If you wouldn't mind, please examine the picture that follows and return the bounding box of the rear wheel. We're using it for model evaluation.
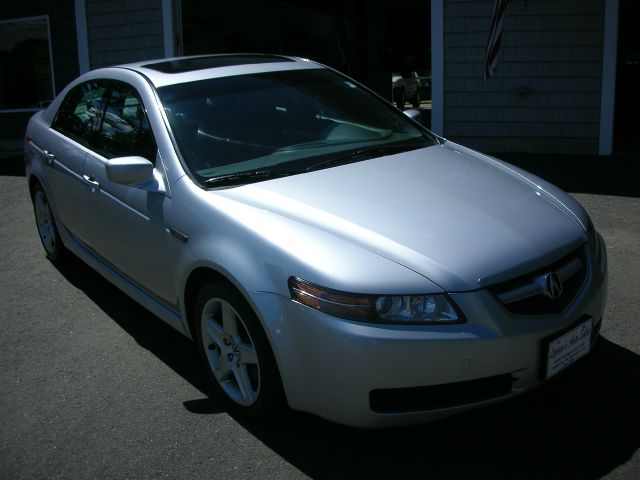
[195,282,283,418]
[412,90,421,108]
[395,89,405,110]
[31,183,65,262]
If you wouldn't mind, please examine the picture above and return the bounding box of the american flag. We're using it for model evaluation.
[484,0,509,81]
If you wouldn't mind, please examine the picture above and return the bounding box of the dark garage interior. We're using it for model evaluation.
[180,0,431,104]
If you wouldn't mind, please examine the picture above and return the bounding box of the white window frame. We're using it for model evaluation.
[0,15,56,113]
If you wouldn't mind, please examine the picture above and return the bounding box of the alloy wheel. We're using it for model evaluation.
[200,297,261,406]
[34,190,57,254]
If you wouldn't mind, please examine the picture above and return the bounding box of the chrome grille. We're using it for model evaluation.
[489,246,587,315]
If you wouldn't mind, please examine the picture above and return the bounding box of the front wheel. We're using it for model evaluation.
[195,282,284,418]
[31,183,65,262]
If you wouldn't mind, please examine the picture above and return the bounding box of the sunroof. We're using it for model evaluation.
[142,55,294,73]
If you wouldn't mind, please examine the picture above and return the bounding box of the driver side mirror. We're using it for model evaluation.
[105,156,166,193]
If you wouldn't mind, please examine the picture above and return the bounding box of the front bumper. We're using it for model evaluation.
[249,236,608,428]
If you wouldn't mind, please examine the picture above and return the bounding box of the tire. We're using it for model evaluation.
[194,282,284,419]
[395,89,405,110]
[31,183,65,262]
[411,90,421,108]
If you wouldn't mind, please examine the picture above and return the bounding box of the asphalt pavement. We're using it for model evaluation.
[1,154,639,479]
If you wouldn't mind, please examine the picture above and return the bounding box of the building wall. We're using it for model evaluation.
[1,1,79,151]
[86,0,164,68]
[1,1,79,98]
[443,0,605,154]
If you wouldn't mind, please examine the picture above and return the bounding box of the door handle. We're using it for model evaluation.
[42,150,55,165]
[83,174,100,192]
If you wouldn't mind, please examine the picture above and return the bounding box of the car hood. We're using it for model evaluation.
[217,143,588,291]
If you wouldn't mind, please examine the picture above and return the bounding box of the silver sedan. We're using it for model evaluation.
[24,55,608,427]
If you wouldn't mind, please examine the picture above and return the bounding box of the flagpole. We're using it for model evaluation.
[484,0,509,83]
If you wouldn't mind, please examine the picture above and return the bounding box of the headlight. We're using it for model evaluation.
[288,277,464,325]
[375,294,459,323]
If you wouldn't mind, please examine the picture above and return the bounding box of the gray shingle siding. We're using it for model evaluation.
[443,0,605,154]
[86,0,163,69]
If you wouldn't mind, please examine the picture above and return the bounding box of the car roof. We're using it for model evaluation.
[115,54,326,88]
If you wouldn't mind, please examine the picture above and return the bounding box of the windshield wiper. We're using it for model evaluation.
[203,169,298,187]
[305,142,424,172]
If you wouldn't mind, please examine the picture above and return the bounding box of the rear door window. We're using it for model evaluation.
[97,81,157,162]
[52,80,108,148]
[52,79,157,162]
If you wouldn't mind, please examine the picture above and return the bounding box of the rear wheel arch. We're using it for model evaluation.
[30,178,65,262]
[28,175,42,197]
[28,175,55,213]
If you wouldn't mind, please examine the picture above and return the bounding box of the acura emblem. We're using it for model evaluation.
[543,272,563,299]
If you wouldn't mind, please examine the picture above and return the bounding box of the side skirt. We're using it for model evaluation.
[58,222,190,338]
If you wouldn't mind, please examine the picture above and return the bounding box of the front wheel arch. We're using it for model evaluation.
[192,279,286,417]
[28,175,39,197]
[184,267,237,341]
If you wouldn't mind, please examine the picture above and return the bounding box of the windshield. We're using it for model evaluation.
[157,68,435,185]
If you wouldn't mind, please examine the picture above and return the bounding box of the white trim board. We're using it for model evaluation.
[162,0,175,58]
[74,0,90,73]
[430,0,444,136]
[598,0,619,156]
